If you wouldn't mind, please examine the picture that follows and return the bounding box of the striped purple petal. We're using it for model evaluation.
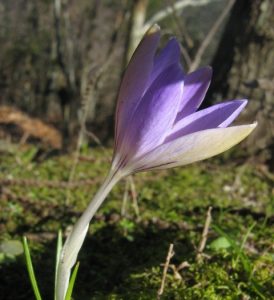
[166,100,247,142]
[175,66,212,122]
[148,38,181,86]
[121,63,184,159]
[115,25,161,149]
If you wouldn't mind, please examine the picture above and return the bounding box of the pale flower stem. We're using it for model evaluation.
[56,168,123,300]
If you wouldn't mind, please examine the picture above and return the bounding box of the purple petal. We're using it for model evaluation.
[128,123,257,172]
[115,25,161,147]
[122,63,184,158]
[148,38,181,85]
[175,66,212,121]
[166,100,248,142]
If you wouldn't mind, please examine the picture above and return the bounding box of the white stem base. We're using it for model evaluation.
[55,169,123,300]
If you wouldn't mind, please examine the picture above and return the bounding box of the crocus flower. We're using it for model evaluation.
[56,25,256,300]
[112,24,256,175]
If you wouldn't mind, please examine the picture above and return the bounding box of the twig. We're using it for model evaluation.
[189,0,235,71]
[78,155,110,163]
[53,0,64,72]
[168,261,190,281]
[121,179,129,216]
[121,176,140,218]
[179,43,192,70]
[157,243,175,299]
[166,0,193,68]
[196,206,212,263]
[84,129,109,157]
[65,117,86,203]
[129,175,140,219]
[144,0,220,32]
[63,0,76,91]
[167,0,194,49]
[255,164,274,183]
[127,0,149,61]
[0,178,100,189]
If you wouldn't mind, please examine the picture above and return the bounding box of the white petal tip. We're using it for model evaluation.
[247,122,258,131]
[147,24,160,34]
[232,122,257,140]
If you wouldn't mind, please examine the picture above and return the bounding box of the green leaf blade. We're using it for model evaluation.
[55,230,63,300]
[22,236,43,300]
[65,262,80,300]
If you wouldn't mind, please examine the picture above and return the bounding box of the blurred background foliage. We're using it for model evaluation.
[0,0,273,164]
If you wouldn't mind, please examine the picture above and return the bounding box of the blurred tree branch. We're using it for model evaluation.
[126,0,148,61]
[190,0,235,71]
[63,0,76,91]
[53,0,65,75]
[144,0,220,32]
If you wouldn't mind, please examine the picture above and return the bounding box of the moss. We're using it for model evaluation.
[0,147,273,299]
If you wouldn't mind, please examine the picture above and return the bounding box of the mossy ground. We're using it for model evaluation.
[0,145,273,299]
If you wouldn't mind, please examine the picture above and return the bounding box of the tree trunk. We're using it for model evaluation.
[209,0,274,164]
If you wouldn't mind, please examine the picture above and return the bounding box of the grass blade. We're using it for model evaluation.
[65,262,80,300]
[212,224,266,299]
[55,230,63,300]
[212,225,251,272]
[235,222,256,268]
[22,236,42,300]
